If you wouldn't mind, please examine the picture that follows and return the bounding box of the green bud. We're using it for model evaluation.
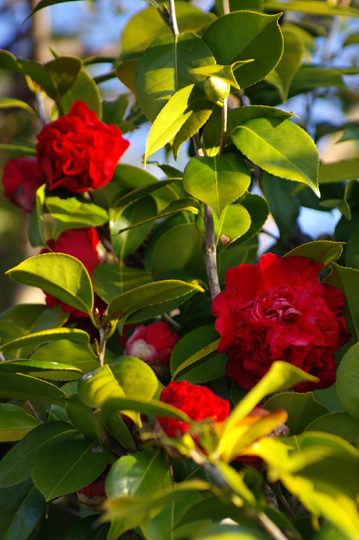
[203,76,230,102]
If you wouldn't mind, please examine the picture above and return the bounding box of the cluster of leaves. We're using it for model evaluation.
[1,1,359,540]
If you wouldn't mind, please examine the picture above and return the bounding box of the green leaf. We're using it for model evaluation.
[62,69,102,118]
[0,97,37,115]
[213,203,251,249]
[265,29,304,101]
[261,172,299,240]
[0,142,37,156]
[263,392,329,435]
[6,253,94,315]
[120,2,216,61]
[290,65,354,93]
[0,328,90,356]
[93,264,152,305]
[0,480,46,540]
[192,524,285,540]
[324,263,359,343]
[66,394,100,443]
[110,356,159,399]
[108,279,204,320]
[319,158,359,184]
[183,154,251,218]
[145,84,214,162]
[0,404,39,442]
[190,62,250,90]
[150,223,206,281]
[32,439,110,501]
[45,195,109,239]
[232,117,319,195]
[202,11,284,89]
[78,365,126,410]
[116,60,138,96]
[30,340,98,374]
[222,362,319,436]
[135,33,215,122]
[171,325,226,384]
[336,343,359,423]
[0,421,78,488]
[0,373,66,405]
[284,240,344,271]
[28,184,47,249]
[203,105,293,156]
[64,516,109,540]
[305,412,359,444]
[105,449,172,540]
[235,193,269,245]
[26,0,88,19]
[0,49,24,73]
[111,197,157,260]
[264,0,359,18]
[0,359,82,376]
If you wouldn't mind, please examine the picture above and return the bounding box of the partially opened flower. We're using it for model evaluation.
[36,100,129,192]
[213,253,350,393]
[1,156,46,213]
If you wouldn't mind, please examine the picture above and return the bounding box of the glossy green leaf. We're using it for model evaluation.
[105,449,172,540]
[0,49,24,73]
[290,65,354,93]
[0,421,78,488]
[28,184,48,249]
[0,328,90,356]
[0,373,66,405]
[305,412,359,444]
[66,394,100,443]
[0,404,39,442]
[78,365,125,410]
[319,158,359,184]
[145,84,214,161]
[265,29,304,102]
[93,264,152,304]
[32,439,110,501]
[111,197,157,260]
[0,97,36,115]
[113,178,182,218]
[6,253,94,315]
[232,117,319,195]
[0,303,67,358]
[183,154,251,218]
[0,359,82,375]
[190,62,251,89]
[172,338,221,382]
[261,172,300,240]
[284,240,343,271]
[324,263,359,342]
[265,0,359,18]
[116,198,201,234]
[116,60,138,97]
[0,479,46,540]
[214,203,251,249]
[110,356,159,400]
[45,195,108,239]
[150,223,206,280]
[135,33,215,122]
[205,105,293,156]
[235,193,269,245]
[64,516,109,540]
[62,69,102,118]
[263,392,329,435]
[222,362,319,436]
[192,524,282,540]
[105,413,137,453]
[337,343,359,423]
[108,279,204,320]
[30,340,98,374]
[120,2,216,61]
[202,11,283,89]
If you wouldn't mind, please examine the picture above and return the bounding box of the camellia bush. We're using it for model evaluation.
[1,0,359,539]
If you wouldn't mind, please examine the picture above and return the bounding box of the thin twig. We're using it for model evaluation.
[98,328,106,367]
[35,92,47,125]
[204,204,221,300]
[0,353,6,362]
[219,97,228,156]
[257,511,290,540]
[162,313,181,331]
[25,401,44,424]
[168,0,179,36]
[222,0,230,15]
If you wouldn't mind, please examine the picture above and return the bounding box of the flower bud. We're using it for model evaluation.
[203,76,230,102]
[77,463,112,510]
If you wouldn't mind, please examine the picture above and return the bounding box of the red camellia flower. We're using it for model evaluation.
[124,321,179,369]
[154,381,230,452]
[1,156,46,213]
[77,463,112,510]
[213,253,351,393]
[41,227,105,320]
[36,101,129,193]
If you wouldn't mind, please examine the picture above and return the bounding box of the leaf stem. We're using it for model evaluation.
[256,511,290,540]
[35,92,47,125]
[219,97,228,156]
[168,0,179,36]
[25,401,44,424]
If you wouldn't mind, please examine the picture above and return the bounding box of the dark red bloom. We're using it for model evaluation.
[154,381,230,444]
[41,228,103,320]
[77,463,112,510]
[124,321,179,368]
[36,101,129,192]
[1,156,46,213]
[213,253,351,393]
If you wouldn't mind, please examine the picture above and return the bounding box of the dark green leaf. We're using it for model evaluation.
[62,69,102,118]
[0,373,66,405]
[64,516,109,540]
[93,264,152,304]
[261,172,299,240]
[337,343,359,423]
[202,11,283,89]
[0,328,90,356]
[28,184,48,249]
[30,340,98,374]
[305,412,359,444]
[0,404,39,442]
